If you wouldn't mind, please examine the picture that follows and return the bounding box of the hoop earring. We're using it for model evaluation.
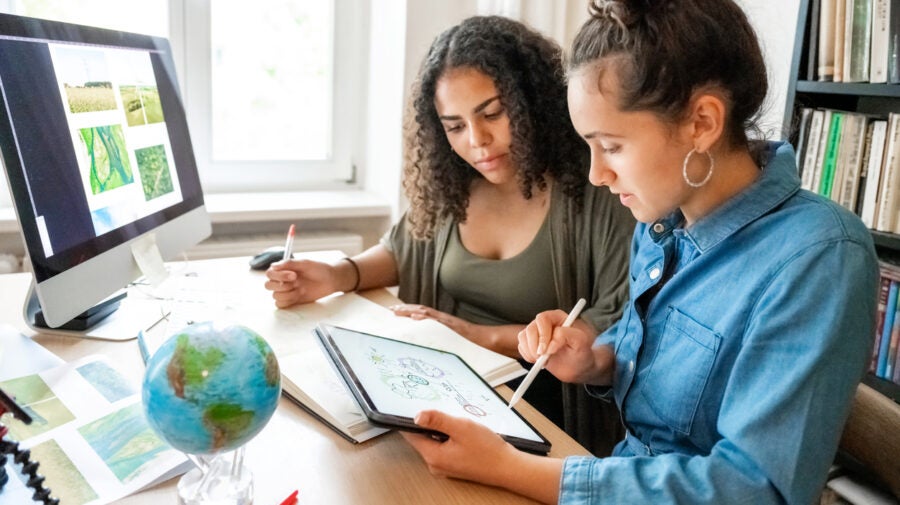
[682,148,714,188]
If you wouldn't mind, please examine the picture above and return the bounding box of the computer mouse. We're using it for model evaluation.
[249,246,291,270]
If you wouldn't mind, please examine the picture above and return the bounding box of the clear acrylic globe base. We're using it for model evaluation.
[177,447,253,505]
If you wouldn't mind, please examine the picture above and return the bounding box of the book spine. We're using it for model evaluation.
[819,112,844,198]
[876,280,899,377]
[844,0,872,82]
[872,274,892,373]
[861,120,888,227]
[830,113,851,203]
[813,110,835,192]
[890,0,900,82]
[870,0,891,83]
[796,108,814,177]
[834,0,847,82]
[876,114,900,231]
[808,0,823,80]
[887,295,900,378]
[803,110,826,191]
[819,0,838,80]
[855,120,875,215]
[894,330,900,382]
[839,114,867,211]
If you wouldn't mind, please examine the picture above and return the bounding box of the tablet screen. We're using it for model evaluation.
[316,324,550,453]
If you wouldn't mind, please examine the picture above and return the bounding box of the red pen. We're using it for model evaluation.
[279,489,298,505]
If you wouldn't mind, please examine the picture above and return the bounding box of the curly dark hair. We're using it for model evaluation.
[570,0,768,152]
[403,15,589,239]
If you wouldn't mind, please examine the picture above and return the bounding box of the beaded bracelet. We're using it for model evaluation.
[342,257,361,292]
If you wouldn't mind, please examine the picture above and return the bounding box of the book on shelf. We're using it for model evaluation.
[812,109,836,193]
[886,289,900,379]
[0,354,190,505]
[807,0,823,80]
[833,0,846,82]
[889,0,900,83]
[842,0,872,82]
[875,274,898,379]
[871,275,893,373]
[860,120,889,227]
[836,113,869,211]
[895,328,900,383]
[874,264,900,385]
[819,112,845,199]
[802,109,827,191]
[875,114,900,232]
[855,121,876,216]
[818,0,838,81]
[870,0,891,83]
[795,107,814,176]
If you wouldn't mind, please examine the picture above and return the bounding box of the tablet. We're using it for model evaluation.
[314,324,552,454]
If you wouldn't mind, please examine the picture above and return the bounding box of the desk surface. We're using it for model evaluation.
[0,254,589,504]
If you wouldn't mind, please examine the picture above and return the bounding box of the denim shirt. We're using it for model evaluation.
[559,142,878,505]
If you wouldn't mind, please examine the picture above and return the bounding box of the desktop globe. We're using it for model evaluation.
[142,321,280,504]
[141,321,281,455]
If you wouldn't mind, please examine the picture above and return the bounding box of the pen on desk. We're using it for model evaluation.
[283,224,296,262]
[508,298,586,409]
[279,489,299,505]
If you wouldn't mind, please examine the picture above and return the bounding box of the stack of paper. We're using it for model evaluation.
[0,345,190,505]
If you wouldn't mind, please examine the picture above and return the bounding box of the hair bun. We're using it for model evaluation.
[589,0,668,26]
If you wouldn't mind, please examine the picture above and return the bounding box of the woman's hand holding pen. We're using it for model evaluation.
[264,260,344,308]
[518,310,614,385]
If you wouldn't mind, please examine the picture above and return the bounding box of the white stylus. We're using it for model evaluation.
[507,298,587,409]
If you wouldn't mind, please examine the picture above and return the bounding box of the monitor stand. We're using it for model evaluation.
[22,280,140,340]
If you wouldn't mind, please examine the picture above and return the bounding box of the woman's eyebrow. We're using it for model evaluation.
[439,96,501,121]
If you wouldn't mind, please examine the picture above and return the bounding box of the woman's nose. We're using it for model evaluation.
[589,156,613,187]
[468,123,491,147]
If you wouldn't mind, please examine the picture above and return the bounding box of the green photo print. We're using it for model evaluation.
[65,82,116,113]
[120,85,164,127]
[79,124,134,194]
[135,144,174,200]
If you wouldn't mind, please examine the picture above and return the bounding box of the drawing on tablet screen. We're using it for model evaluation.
[366,347,492,417]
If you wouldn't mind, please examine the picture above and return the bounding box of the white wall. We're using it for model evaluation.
[736,0,802,140]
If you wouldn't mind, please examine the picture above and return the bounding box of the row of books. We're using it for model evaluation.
[808,0,900,83]
[871,264,900,385]
[794,108,900,232]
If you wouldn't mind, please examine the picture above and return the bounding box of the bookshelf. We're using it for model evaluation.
[785,0,900,407]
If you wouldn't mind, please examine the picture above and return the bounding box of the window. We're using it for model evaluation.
[182,0,365,192]
[0,0,367,206]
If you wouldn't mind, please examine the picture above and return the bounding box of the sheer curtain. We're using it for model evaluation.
[476,0,589,49]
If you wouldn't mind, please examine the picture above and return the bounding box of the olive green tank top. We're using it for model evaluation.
[439,216,557,325]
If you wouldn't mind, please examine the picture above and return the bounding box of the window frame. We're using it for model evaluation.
[174,0,368,192]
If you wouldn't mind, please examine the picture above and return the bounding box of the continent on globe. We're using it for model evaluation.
[142,322,281,455]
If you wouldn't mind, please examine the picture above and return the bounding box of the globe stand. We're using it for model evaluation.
[177,447,252,505]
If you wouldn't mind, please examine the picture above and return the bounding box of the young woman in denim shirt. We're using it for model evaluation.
[401,1,879,503]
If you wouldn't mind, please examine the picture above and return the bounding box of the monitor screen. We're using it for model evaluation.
[0,13,210,329]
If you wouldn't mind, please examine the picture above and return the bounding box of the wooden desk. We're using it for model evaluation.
[0,255,590,504]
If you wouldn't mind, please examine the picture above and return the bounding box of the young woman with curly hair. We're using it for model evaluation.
[265,15,635,454]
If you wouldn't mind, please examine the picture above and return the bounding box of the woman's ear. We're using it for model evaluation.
[687,92,727,152]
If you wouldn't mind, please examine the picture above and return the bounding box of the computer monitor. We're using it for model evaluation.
[0,13,210,334]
